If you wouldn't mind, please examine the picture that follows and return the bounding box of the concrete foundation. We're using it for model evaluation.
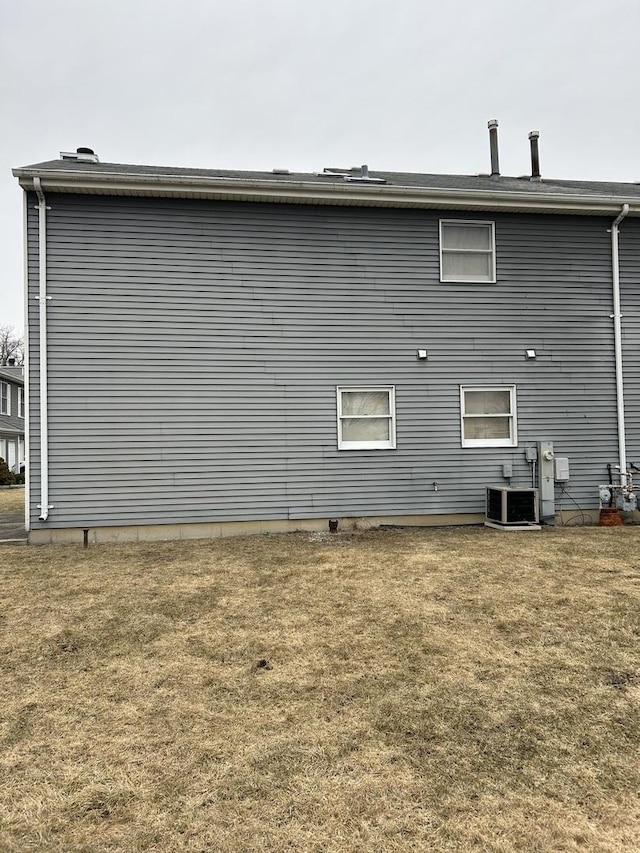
[28,512,487,545]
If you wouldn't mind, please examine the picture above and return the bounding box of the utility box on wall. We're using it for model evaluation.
[555,457,570,482]
[538,441,555,520]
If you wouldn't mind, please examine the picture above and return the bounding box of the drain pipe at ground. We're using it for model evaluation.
[33,177,51,521]
[610,203,630,487]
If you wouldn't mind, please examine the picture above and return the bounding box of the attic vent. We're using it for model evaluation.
[60,147,99,163]
[317,165,386,184]
[344,164,386,184]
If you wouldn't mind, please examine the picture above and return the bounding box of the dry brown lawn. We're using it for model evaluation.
[1,526,640,852]
[0,487,24,515]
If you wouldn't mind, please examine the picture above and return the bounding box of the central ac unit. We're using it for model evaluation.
[485,486,540,529]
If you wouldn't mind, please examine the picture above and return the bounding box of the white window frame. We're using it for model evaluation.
[460,385,517,448]
[440,220,496,283]
[0,382,9,416]
[337,385,396,450]
[18,387,24,419]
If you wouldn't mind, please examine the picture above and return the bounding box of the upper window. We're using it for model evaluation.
[18,387,24,419]
[460,385,517,448]
[440,220,496,282]
[337,386,396,450]
[0,382,9,416]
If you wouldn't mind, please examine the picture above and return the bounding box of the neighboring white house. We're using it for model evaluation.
[0,363,25,475]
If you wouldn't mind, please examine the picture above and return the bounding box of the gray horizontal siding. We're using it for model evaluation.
[26,193,638,529]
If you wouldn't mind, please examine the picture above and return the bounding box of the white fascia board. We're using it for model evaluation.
[12,168,640,216]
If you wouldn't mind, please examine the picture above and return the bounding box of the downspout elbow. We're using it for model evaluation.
[612,203,630,230]
[34,177,45,206]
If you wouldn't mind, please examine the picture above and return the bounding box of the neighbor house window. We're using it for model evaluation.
[460,385,517,447]
[440,220,496,282]
[0,382,9,416]
[18,387,24,419]
[337,386,396,450]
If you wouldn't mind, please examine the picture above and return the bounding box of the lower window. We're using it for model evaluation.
[337,386,396,450]
[460,385,517,447]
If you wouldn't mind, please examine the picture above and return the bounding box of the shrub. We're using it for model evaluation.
[0,457,16,486]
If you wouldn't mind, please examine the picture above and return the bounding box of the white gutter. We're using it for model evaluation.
[610,203,630,486]
[13,169,640,217]
[33,177,51,521]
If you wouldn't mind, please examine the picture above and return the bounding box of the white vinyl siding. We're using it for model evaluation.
[461,385,517,447]
[440,220,496,282]
[337,386,396,450]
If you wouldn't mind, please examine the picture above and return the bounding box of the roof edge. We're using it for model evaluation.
[12,166,640,216]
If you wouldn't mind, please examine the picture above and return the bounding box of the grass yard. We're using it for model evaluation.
[0,487,24,515]
[1,526,639,852]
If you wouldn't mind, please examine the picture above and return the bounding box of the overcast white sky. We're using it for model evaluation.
[2,0,639,330]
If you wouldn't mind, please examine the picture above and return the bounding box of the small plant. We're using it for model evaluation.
[0,457,16,486]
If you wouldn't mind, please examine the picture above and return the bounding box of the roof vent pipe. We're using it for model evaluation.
[488,120,500,178]
[60,148,99,163]
[529,130,541,180]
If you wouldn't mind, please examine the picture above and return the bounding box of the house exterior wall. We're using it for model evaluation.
[25,192,638,535]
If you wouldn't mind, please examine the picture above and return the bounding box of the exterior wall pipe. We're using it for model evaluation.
[33,177,51,521]
[610,203,630,486]
[22,190,30,532]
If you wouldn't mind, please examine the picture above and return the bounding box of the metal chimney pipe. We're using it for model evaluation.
[529,130,541,180]
[488,120,500,177]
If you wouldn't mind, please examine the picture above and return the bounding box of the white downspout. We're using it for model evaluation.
[22,190,30,532]
[610,203,630,487]
[33,177,51,521]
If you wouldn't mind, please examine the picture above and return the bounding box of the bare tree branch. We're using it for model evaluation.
[0,325,24,366]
